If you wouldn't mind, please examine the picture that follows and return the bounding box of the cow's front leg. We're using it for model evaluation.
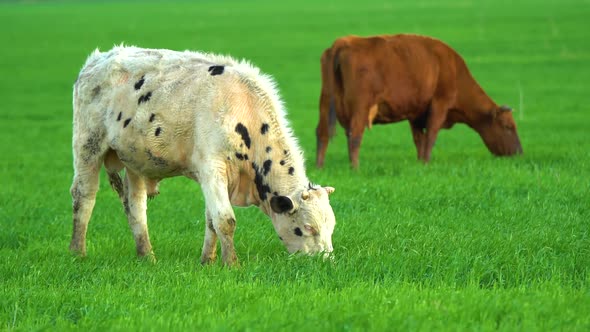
[409,121,427,161]
[200,209,218,264]
[197,168,238,266]
[345,97,371,169]
[123,169,155,261]
[346,120,365,170]
[423,99,451,163]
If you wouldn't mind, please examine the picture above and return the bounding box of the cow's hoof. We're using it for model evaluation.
[222,254,239,268]
[223,260,240,268]
[200,256,217,265]
[138,251,157,264]
[69,244,87,258]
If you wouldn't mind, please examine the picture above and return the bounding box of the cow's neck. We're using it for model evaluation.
[225,76,309,214]
[229,97,309,215]
[249,140,308,216]
[456,76,498,128]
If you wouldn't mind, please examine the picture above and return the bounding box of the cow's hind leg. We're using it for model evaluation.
[123,169,154,261]
[70,133,108,256]
[200,209,218,264]
[316,94,335,168]
[70,166,101,256]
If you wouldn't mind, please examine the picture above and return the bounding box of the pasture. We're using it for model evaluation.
[1,0,589,330]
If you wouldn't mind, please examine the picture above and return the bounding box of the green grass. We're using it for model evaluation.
[1,0,589,330]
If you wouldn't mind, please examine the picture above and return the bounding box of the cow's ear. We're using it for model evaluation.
[324,186,335,195]
[270,196,295,214]
[304,223,319,236]
[492,105,512,119]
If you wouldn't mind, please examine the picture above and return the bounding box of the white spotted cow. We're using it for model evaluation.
[70,45,336,265]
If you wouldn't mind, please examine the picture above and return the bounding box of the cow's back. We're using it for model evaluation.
[74,46,246,178]
[333,34,462,123]
[383,35,479,117]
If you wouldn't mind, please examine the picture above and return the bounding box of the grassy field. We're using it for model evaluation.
[1,0,589,330]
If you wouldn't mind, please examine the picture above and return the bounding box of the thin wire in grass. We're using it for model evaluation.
[518,80,524,121]
[11,302,18,331]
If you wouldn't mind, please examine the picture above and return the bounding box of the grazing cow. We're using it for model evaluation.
[71,45,336,266]
[316,34,523,168]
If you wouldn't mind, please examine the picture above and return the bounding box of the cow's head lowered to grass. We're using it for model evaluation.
[477,105,523,156]
[270,185,335,255]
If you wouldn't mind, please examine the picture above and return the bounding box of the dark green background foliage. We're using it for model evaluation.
[1,0,588,330]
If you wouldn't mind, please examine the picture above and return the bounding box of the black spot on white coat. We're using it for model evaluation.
[123,118,131,128]
[208,65,224,76]
[138,91,152,105]
[252,162,271,200]
[262,160,272,176]
[149,113,155,122]
[288,167,294,175]
[294,227,303,237]
[134,75,145,90]
[235,123,251,149]
[261,123,269,134]
[235,152,248,161]
[280,160,285,166]
[117,112,122,121]
[266,146,272,153]
[155,127,161,136]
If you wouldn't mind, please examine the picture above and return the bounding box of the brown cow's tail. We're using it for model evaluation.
[327,96,337,138]
[328,47,346,138]
[316,46,341,168]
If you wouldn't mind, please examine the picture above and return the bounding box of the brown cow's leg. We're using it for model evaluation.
[200,209,218,264]
[423,100,450,162]
[123,169,154,261]
[344,95,370,169]
[315,122,330,168]
[347,120,365,169]
[409,121,426,161]
[316,132,329,169]
[315,95,331,168]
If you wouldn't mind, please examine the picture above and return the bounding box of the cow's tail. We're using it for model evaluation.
[107,171,125,203]
[328,47,346,138]
[327,97,337,139]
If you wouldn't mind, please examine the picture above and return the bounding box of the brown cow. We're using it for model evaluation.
[316,34,523,168]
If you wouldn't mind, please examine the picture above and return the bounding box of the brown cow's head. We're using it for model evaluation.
[478,105,523,156]
[269,185,336,256]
